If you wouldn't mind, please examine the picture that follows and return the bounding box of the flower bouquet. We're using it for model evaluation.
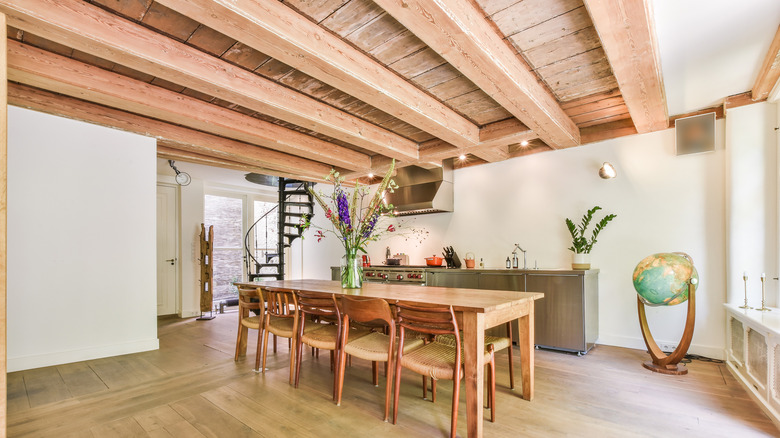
[304,160,400,288]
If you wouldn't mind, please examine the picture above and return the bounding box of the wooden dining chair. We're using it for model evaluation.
[335,296,424,421]
[234,286,264,371]
[260,287,317,384]
[294,290,366,400]
[392,302,496,437]
[436,322,514,389]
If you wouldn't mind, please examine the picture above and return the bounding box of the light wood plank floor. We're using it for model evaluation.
[6,313,778,437]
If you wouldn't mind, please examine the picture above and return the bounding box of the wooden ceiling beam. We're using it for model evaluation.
[373,0,580,149]
[471,146,509,163]
[156,0,479,149]
[8,40,368,171]
[156,145,322,183]
[583,0,668,133]
[0,0,417,161]
[752,24,780,101]
[8,82,333,179]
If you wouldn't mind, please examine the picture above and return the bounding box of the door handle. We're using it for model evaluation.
[165,258,176,265]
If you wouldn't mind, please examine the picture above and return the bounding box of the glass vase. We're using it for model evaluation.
[341,249,363,289]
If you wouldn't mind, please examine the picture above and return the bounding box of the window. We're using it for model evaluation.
[204,194,245,303]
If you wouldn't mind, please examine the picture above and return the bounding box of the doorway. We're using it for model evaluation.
[157,184,179,315]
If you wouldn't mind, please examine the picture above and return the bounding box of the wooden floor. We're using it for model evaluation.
[6,313,778,437]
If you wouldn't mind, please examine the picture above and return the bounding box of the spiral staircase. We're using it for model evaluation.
[244,178,314,281]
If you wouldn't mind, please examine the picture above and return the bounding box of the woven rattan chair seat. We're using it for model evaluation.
[344,332,424,362]
[301,324,369,350]
[268,316,321,338]
[240,315,261,330]
[436,333,511,351]
[401,341,491,380]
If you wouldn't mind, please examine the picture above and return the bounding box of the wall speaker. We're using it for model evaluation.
[675,112,716,155]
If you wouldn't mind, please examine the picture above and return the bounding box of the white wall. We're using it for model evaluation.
[8,106,158,371]
[726,102,779,307]
[296,117,734,359]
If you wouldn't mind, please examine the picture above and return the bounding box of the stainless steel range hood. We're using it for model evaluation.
[386,160,453,216]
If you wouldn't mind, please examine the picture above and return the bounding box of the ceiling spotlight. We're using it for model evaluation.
[599,162,617,179]
[459,154,467,161]
[520,140,529,147]
[368,172,374,179]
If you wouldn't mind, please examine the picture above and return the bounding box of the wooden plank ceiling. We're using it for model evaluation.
[0,0,667,182]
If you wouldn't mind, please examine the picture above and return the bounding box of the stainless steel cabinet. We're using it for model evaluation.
[526,272,598,355]
[426,271,480,288]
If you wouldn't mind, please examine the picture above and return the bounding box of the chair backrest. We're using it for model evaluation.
[340,296,394,333]
[395,301,459,345]
[262,287,297,319]
[237,287,263,311]
[295,290,340,321]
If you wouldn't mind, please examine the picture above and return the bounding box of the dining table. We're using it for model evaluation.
[233,279,543,438]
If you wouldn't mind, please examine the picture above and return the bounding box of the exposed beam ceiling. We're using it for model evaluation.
[156,145,321,183]
[7,82,334,180]
[583,0,668,133]
[7,40,369,171]
[156,0,479,149]
[0,0,417,161]
[373,0,580,149]
[752,24,780,101]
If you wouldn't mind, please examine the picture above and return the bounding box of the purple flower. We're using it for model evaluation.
[362,213,379,238]
[337,191,351,230]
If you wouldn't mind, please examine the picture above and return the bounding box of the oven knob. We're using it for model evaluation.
[407,274,412,278]
[416,274,422,279]
[382,274,388,279]
[397,275,403,280]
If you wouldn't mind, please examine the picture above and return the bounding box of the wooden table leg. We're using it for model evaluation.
[517,301,534,400]
[462,311,485,438]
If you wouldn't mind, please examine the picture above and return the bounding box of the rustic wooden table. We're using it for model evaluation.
[234,279,543,437]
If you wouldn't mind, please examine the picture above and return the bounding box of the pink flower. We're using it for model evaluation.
[326,209,332,219]
[387,225,396,232]
[315,230,325,242]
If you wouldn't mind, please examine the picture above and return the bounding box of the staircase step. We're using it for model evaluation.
[250,273,282,278]
[283,190,311,196]
[282,212,308,217]
[283,233,302,239]
[284,201,313,207]
[283,223,304,228]
[255,263,281,269]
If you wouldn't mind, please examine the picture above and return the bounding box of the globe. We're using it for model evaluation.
[633,252,699,306]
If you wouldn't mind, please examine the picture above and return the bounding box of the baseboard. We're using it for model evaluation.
[180,310,201,318]
[596,333,724,360]
[726,360,780,431]
[8,338,160,372]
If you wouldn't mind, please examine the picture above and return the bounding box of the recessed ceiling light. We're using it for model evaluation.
[520,140,529,147]
[368,172,374,179]
[459,154,467,161]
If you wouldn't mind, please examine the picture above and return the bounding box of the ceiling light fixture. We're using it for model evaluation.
[520,140,529,147]
[459,154,467,161]
[368,172,374,179]
[599,162,617,179]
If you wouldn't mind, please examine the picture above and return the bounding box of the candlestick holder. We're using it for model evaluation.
[759,274,772,311]
[739,272,752,309]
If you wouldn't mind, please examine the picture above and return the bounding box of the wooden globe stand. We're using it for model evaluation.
[637,281,696,375]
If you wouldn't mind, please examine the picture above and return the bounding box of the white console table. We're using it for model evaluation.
[724,303,780,428]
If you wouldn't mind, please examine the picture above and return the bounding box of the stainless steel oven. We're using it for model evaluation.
[363,266,427,285]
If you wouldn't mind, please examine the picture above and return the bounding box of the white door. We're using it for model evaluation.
[157,184,178,315]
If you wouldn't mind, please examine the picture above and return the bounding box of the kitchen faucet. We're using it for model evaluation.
[512,244,527,269]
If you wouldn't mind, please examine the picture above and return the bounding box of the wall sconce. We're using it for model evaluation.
[599,162,616,179]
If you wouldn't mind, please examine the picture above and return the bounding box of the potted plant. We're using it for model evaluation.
[565,206,617,270]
